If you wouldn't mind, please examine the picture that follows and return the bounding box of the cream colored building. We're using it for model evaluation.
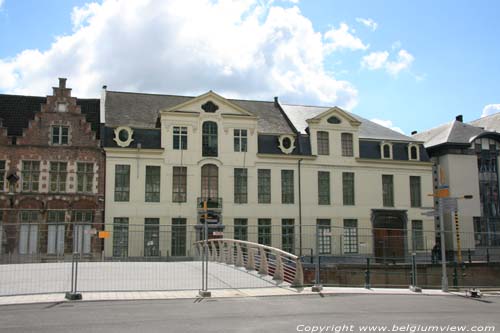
[102,89,434,261]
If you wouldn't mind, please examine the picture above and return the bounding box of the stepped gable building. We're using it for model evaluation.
[102,87,433,261]
[0,78,104,259]
[414,114,500,250]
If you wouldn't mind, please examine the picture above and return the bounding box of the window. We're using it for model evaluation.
[18,211,39,254]
[49,162,67,192]
[144,218,159,257]
[73,210,92,254]
[282,219,294,253]
[202,121,218,157]
[234,129,248,152]
[343,219,358,254]
[0,160,5,191]
[172,166,187,203]
[51,126,69,145]
[201,164,218,200]
[234,168,248,204]
[22,161,40,192]
[77,163,94,193]
[342,172,355,205]
[258,219,272,246]
[412,220,424,251]
[382,175,394,207]
[113,217,129,257]
[409,145,419,160]
[382,143,392,159]
[114,165,130,202]
[317,219,331,254]
[410,176,422,207]
[234,219,248,241]
[145,166,161,202]
[318,171,330,205]
[172,218,187,256]
[47,211,65,255]
[173,126,188,150]
[258,169,271,204]
[281,170,294,204]
[341,133,354,157]
[317,131,329,155]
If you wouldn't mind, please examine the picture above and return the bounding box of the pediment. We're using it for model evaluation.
[307,106,361,128]
[160,91,256,118]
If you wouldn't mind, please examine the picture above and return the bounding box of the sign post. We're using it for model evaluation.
[199,200,211,297]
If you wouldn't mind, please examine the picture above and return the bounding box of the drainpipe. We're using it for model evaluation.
[298,158,303,257]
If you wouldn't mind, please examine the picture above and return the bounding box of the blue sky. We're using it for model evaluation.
[1,0,499,134]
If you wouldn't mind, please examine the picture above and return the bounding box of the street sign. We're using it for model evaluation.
[212,231,224,236]
[441,197,458,212]
[84,228,97,235]
[421,210,439,217]
[98,231,110,239]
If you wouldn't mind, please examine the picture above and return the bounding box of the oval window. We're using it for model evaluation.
[119,129,129,142]
[327,116,341,124]
[282,137,292,149]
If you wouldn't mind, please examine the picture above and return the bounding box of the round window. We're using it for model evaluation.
[327,116,342,124]
[118,129,129,142]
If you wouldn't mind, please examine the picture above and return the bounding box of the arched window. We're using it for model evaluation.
[202,121,218,157]
[201,164,218,200]
[410,146,418,160]
[382,143,392,159]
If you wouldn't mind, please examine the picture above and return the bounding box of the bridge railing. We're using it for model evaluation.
[195,238,303,288]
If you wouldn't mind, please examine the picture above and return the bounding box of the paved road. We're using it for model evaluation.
[1,294,499,332]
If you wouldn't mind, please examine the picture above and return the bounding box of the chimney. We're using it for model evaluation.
[274,96,279,107]
[456,115,463,122]
[411,131,417,135]
[100,84,107,124]
[59,78,67,89]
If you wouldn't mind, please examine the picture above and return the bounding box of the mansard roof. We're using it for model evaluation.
[469,112,500,132]
[105,91,296,134]
[413,120,486,148]
[0,94,101,137]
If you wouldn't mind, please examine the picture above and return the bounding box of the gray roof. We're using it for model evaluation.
[280,104,419,142]
[413,120,486,148]
[469,112,500,132]
[105,91,295,134]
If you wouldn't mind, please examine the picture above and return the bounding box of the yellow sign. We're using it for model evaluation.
[98,231,110,239]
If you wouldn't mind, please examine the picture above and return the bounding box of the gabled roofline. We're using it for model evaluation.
[159,90,256,117]
[307,106,361,127]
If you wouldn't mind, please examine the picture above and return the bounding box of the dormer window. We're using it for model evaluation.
[381,143,392,159]
[51,126,69,145]
[408,144,419,161]
[278,134,296,154]
[57,103,67,112]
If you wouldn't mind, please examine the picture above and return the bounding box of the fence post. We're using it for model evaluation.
[312,224,323,292]
[273,253,284,281]
[236,243,244,267]
[468,249,472,264]
[246,247,255,271]
[65,252,82,300]
[410,253,421,292]
[486,248,490,264]
[453,261,458,288]
[365,257,371,289]
[292,258,304,288]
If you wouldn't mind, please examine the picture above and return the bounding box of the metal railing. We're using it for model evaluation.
[195,238,303,287]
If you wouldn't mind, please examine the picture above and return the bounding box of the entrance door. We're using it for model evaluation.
[372,211,406,262]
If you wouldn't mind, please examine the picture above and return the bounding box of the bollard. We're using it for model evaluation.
[364,258,371,289]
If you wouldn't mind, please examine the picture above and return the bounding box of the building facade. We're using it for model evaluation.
[0,79,104,261]
[415,114,500,251]
[102,89,434,260]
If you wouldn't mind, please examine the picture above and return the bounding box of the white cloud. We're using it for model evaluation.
[482,104,500,118]
[0,0,358,109]
[0,0,4,10]
[371,118,405,134]
[361,49,414,76]
[355,17,378,31]
[324,23,368,53]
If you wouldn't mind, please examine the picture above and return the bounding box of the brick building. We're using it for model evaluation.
[0,79,104,261]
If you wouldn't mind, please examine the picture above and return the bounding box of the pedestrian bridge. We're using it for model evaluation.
[0,239,303,296]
